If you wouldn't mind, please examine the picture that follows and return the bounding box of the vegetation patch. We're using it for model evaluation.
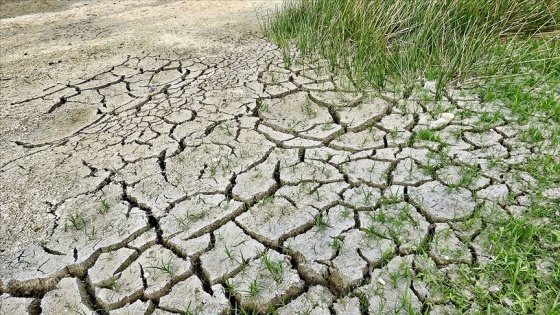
[265,0,559,98]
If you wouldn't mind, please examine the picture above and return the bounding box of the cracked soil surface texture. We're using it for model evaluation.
[1,0,558,314]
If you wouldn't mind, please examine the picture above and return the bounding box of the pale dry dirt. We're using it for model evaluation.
[0,0,281,254]
[1,1,557,314]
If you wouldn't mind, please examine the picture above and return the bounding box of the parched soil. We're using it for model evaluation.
[1,1,557,314]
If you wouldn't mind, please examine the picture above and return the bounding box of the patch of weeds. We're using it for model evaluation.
[523,154,560,187]
[266,0,559,98]
[518,126,545,144]
[478,111,504,126]
[458,164,481,188]
[415,129,441,142]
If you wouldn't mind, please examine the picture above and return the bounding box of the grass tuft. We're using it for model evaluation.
[265,0,559,97]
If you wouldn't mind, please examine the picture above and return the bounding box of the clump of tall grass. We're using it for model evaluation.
[265,0,559,97]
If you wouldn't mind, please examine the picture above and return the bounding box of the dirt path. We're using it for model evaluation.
[1,1,555,314]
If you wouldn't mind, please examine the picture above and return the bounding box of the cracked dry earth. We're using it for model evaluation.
[1,1,558,315]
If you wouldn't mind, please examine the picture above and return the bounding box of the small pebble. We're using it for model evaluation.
[441,113,455,122]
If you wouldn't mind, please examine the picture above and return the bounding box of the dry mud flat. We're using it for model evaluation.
[1,1,558,314]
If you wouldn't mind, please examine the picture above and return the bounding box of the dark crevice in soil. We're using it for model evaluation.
[192,256,214,295]
[79,277,109,315]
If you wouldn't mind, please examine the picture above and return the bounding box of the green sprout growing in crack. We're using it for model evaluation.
[260,102,270,113]
[248,278,260,297]
[85,226,97,241]
[224,244,234,261]
[239,252,249,272]
[340,206,352,218]
[176,211,205,231]
[314,213,330,232]
[259,195,274,207]
[322,123,334,130]
[301,98,317,118]
[390,128,399,142]
[183,301,198,315]
[262,254,284,283]
[458,165,480,187]
[146,258,175,277]
[222,196,232,210]
[65,213,86,232]
[328,237,341,251]
[224,123,234,137]
[416,128,441,142]
[209,163,218,176]
[287,119,304,131]
[104,277,121,292]
[99,199,110,214]
[223,277,236,294]
[361,188,375,206]
[64,303,88,315]
[313,189,322,201]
